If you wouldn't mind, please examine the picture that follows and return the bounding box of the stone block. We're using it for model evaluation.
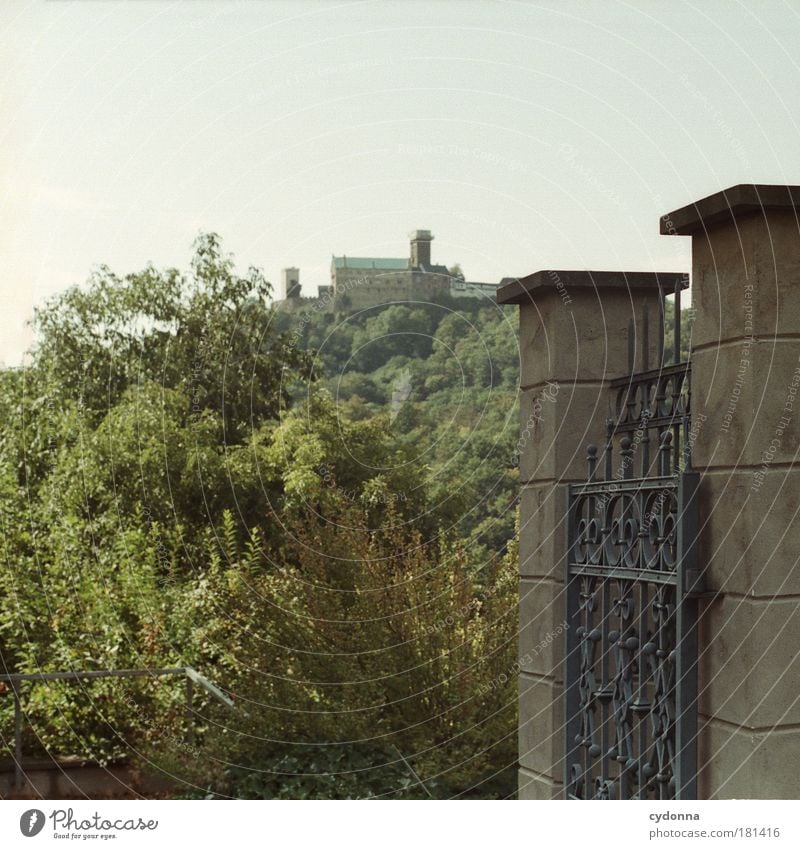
[519,578,565,680]
[698,718,800,799]
[698,595,800,728]
[692,209,800,347]
[518,767,562,800]
[699,468,800,597]
[519,382,609,483]
[691,340,800,468]
[518,673,562,777]
[519,483,566,579]
[518,289,662,388]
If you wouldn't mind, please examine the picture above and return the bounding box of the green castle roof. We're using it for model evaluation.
[332,256,410,270]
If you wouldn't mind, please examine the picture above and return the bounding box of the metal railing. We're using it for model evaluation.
[0,666,234,790]
[563,285,701,800]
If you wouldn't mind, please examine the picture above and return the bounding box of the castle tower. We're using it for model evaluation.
[282,267,300,299]
[410,230,433,269]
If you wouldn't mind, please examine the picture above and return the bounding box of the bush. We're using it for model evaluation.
[178,503,518,799]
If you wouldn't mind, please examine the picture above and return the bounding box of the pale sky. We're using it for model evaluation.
[2,0,799,365]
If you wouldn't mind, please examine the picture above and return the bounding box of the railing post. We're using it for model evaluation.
[13,684,23,791]
[675,470,701,800]
[562,484,581,797]
[185,675,195,746]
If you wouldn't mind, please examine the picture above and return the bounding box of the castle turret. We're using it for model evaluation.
[282,267,300,299]
[410,230,433,269]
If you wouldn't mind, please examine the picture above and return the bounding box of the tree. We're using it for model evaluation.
[179,501,518,798]
[29,233,313,441]
[0,237,522,798]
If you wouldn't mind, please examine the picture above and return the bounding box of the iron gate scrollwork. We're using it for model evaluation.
[564,290,702,800]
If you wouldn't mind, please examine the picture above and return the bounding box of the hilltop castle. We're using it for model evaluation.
[277,230,503,311]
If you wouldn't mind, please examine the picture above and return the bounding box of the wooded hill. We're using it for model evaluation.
[0,236,520,799]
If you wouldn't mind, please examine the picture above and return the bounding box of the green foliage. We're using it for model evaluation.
[221,743,437,800]
[0,237,521,799]
[662,296,695,364]
[177,503,518,798]
[287,299,522,561]
[28,233,313,441]
[350,306,436,371]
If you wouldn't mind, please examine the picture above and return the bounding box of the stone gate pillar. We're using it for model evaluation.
[497,270,686,799]
[662,184,800,799]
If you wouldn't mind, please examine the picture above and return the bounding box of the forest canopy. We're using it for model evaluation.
[0,235,523,798]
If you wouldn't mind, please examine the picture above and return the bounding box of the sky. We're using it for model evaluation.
[2,0,800,365]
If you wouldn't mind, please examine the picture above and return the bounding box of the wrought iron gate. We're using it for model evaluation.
[564,289,702,800]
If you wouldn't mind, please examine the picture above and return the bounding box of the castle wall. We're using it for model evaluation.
[332,268,451,311]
